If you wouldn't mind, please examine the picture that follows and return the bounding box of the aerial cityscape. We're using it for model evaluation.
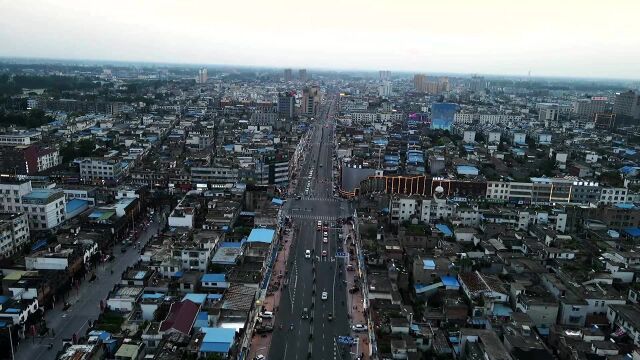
[1,1,640,360]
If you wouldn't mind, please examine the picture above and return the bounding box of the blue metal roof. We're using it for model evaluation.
[423,259,436,270]
[202,274,226,283]
[435,224,453,237]
[183,293,207,304]
[441,276,460,288]
[247,228,275,244]
[23,189,58,200]
[200,327,236,353]
[624,227,640,237]
[65,198,89,214]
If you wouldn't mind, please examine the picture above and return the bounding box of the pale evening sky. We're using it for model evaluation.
[1,0,639,79]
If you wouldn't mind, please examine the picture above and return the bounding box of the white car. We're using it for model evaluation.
[323,231,328,237]
[254,355,265,360]
[305,250,311,258]
[321,291,328,300]
[352,324,367,332]
[259,311,274,319]
[323,237,328,243]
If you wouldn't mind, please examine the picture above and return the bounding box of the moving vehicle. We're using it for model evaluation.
[323,237,328,243]
[347,264,355,271]
[352,324,367,332]
[321,291,328,300]
[349,286,360,294]
[322,250,327,257]
[305,250,311,259]
[254,355,265,360]
[323,231,328,238]
[302,308,309,319]
[316,221,322,231]
[327,312,333,321]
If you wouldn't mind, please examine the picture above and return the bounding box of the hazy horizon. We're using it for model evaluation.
[1,0,640,80]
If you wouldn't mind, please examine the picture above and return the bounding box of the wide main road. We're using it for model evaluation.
[270,94,352,360]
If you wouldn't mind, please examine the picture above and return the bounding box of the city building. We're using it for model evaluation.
[0,145,60,175]
[379,80,392,97]
[573,97,607,119]
[431,103,457,130]
[301,86,320,115]
[283,68,292,82]
[79,158,125,184]
[0,131,42,146]
[379,70,391,80]
[614,90,640,120]
[538,103,559,122]
[196,68,208,84]
[0,212,30,258]
[21,188,66,230]
[298,69,307,81]
[414,74,449,94]
[277,92,295,119]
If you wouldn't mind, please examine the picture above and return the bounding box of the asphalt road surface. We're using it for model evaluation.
[270,95,354,360]
[15,211,166,360]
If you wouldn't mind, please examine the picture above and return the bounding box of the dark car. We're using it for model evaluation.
[255,325,274,334]
[349,286,359,294]
[327,312,333,321]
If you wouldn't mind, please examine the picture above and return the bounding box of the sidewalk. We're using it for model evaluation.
[247,221,296,360]
[342,224,370,360]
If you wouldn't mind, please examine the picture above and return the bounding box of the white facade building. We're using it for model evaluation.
[0,212,30,258]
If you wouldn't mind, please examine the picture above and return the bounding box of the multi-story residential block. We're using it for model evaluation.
[21,189,66,230]
[191,166,239,185]
[573,97,607,119]
[277,92,295,119]
[614,90,640,120]
[0,178,67,230]
[0,212,30,258]
[79,158,124,184]
[0,145,60,175]
[0,130,41,146]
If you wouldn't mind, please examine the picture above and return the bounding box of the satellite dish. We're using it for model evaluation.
[435,186,445,198]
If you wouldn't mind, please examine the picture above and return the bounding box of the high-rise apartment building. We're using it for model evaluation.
[283,68,293,82]
[301,86,320,115]
[197,68,208,84]
[469,75,486,92]
[413,74,427,92]
[573,97,607,119]
[614,90,640,120]
[298,69,307,81]
[378,81,392,97]
[413,74,448,94]
[277,92,295,119]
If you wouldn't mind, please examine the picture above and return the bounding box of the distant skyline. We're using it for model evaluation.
[1,0,640,80]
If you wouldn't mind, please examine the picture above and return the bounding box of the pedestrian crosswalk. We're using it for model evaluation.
[300,196,341,203]
[288,214,337,221]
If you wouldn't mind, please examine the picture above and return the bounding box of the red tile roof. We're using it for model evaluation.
[159,299,199,335]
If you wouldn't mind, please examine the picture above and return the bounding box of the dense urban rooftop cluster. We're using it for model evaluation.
[1,62,640,360]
